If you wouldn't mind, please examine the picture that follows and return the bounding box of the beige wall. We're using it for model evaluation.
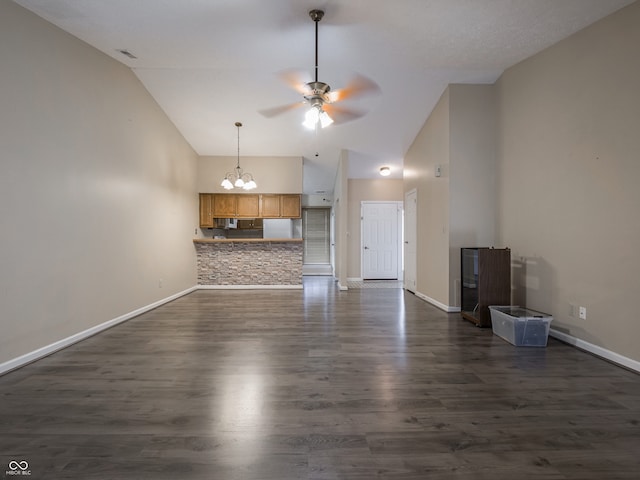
[495,1,640,361]
[400,2,639,363]
[197,155,303,194]
[347,179,404,278]
[333,150,349,289]
[404,85,499,309]
[404,89,452,306]
[0,2,199,365]
[449,84,499,306]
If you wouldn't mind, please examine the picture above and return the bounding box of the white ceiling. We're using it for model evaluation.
[13,0,635,195]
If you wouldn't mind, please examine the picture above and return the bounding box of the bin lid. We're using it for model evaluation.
[489,306,551,318]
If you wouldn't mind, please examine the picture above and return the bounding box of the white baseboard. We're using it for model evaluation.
[0,286,198,376]
[412,293,639,373]
[347,277,363,282]
[414,291,461,313]
[549,328,640,373]
[337,282,348,291]
[7,286,635,378]
[197,284,303,290]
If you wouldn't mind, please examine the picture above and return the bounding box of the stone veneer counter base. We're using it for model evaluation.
[193,238,303,287]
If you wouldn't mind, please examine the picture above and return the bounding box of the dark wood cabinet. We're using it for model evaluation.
[460,247,511,327]
[237,218,263,229]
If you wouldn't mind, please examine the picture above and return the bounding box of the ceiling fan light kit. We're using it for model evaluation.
[303,104,334,129]
[259,8,379,129]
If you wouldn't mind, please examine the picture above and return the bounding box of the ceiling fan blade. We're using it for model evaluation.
[329,73,380,103]
[277,69,313,95]
[323,104,365,124]
[258,102,305,118]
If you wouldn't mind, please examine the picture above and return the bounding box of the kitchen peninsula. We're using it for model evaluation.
[196,191,303,287]
[193,237,303,288]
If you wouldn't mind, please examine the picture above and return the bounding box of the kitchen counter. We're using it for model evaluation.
[193,238,302,243]
[194,238,303,287]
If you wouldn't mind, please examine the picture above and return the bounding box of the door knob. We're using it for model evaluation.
[364,246,369,249]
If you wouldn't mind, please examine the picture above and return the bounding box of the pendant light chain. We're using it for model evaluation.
[236,121,241,169]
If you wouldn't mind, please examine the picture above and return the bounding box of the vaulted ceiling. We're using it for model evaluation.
[13,0,635,195]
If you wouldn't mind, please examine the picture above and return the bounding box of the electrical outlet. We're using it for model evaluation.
[579,306,586,320]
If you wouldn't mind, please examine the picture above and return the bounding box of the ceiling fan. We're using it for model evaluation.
[260,9,380,129]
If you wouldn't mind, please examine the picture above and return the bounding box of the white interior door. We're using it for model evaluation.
[362,202,400,280]
[404,190,417,292]
[330,208,336,277]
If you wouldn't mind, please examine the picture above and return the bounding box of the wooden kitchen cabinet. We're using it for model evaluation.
[212,194,236,217]
[260,195,282,217]
[201,193,301,220]
[259,194,301,218]
[236,194,260,217]
[281,195,301,218]
[237,218,263,229]
[199,193,214,228]
[211,194,259,218]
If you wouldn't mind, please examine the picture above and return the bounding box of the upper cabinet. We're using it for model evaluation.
[212,194,259,218]
[236,194,260,217]
[200,194,300,225]
[260,194,301,218]
[260,195,282,218]
[199,193,214,228]
[281,194,301,218]
[212,194,236,217]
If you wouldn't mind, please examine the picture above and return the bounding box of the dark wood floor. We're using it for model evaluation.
[1,277,639,479]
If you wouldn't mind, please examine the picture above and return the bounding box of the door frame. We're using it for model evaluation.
[360,201,404,280]
[403,189,417,292]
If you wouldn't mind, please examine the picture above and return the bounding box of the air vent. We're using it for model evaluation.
[117,49,137,59]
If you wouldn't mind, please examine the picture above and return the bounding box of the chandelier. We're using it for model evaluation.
[220,122,257,190]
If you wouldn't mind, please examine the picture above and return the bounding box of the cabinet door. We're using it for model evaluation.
[260,195,281,218]
[212,194,237,217]
[236,194,259,217]
[281,195,301,218]
[199,194,213,228]
[237,218,263,229]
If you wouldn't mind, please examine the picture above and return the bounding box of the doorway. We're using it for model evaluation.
[361,201,403,280]
[404,189,417,292]
[302,207,332,276]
